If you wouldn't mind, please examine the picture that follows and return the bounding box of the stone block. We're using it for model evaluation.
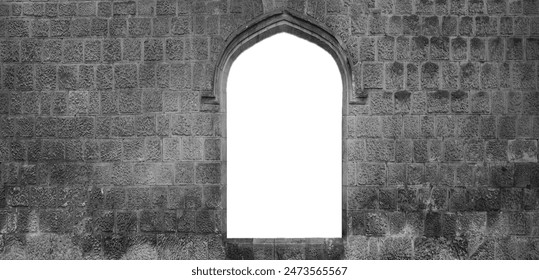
[67,91,89,115]
[388,16,403,35]
[450,90,468,113]
[396,0,413,14]
[56,117,94,138]
[170,63,192,90]
[96,65,113,90]
[354,116,381,138]
[354,163,386,186]
[123,138,144,162]
[7,19,30,37]
[103,39,121,63]
[430,37,449,60]
[145,138,162,161]
[487,38,504,62]
[91,18,108,37]
[507,38,523,60]
[181,137,203,160]
[413,140,428,162]
[460,62,480,90]
[388,163,406,185]
[403,15,420,35]
[143,90,163,112]
[441,16,457,36]
[139,63,156,88]
[153,17,170,37]
[428,140,443,161]
[172,16,191,35]
[21,39,42,63]
[100,91,118,115]
[421,62,439,89]
[156,0,176,15]
[119,89,142,114]
[396,36,410,60]
[62,40,83,63]
[163,137,181,161]
[136,115,156,136]
[422,16,439,36]
[144,39,164,61]
[370,91,394,115]
[508,140,537,162]
[526,38,539,60]
[359,37,375,62]
[406,63,420,90]
[362,63,383,88]
[511,62,535,90]
[476,16,497,37]
[385,62,404,90]
[1,41,20,63]
[71,18,91,37]
[451,37,467,60]
[421,115,435,138]
[443,139,464,161]
[394,90,411,114]
[114,64,138,89]
[58,65,77,90]
[470,38,486,61]
[195,163,221,184]
[459,115,480,138]
[480,116,497,139]
[410,36,429,61]
[395,140,413,163]
[486,140,508,162]
[123,39,141,61]
[499,116,516,139]
[366,139,395,162]
[377,36,394,61]
[427,90,449,113]
[481,63,499,89]
[166,39,184,60]
[184,186,202,209]
[101,140,122,162]
[112,116,135,137]
[78,65,95,90]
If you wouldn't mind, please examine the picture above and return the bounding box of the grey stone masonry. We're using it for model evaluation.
[0,0,539,260]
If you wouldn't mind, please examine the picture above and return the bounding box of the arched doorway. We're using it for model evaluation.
[207,10,355,255]
[226,32,342,238]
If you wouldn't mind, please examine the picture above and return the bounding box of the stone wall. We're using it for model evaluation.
[0,0,538,259]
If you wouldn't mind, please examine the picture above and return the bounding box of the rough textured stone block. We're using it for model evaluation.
[396,36,410,60]
[427,90,450,113]
[395,90,411,114]
[142,90,163,112]
[114,64,138,89]
[403,15,420,34]
[172,16,191,35]
[450,90,468,113]
[440,62,459,89]
[406,63,420,90]
[112,116,135,137]
[411,36,429,61]
[362,63,383,88]
[430,37,449,60]
[58,66,77,91]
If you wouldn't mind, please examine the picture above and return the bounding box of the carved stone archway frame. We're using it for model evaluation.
[207,9,358,259]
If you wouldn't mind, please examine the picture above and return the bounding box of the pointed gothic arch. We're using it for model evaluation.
[212,9,357,250]
[205,9,357,109]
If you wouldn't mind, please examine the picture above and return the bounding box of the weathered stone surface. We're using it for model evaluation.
[1,0,538,261]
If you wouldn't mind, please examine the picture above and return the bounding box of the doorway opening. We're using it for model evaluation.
[226,33,343,238]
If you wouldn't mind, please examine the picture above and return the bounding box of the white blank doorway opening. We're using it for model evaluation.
[227,33,342,238]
